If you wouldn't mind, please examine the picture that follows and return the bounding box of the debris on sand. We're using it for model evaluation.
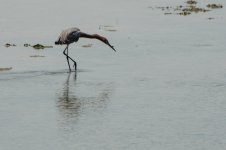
[178,11,191,16]
[99,25,114,29]
[149,0,223,16]
[24,43,31,47]
[164,12,173,15]
[186,0,197,5]
[81,44,93,48]
[207,17,215,20]
[207,4,223,9]
[4,43,53,49]
[5,43,16,47]
[104,29,117,32]
[30,55,45,58]
[0,67,12,72]
[99,25,117,32]
[179,5,209,16]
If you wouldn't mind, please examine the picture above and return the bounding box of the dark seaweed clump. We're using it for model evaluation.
[5,43,16,47]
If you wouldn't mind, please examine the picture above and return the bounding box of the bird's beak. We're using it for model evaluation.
[106,41,116,52]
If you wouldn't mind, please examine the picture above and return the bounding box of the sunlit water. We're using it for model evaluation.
[1,0,226,150]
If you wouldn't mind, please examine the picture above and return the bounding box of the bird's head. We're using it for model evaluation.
[101,37,116,52]
[101,37,108,44]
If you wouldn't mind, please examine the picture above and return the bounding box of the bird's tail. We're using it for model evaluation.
[55,41,60,45]
[55,37,61,45]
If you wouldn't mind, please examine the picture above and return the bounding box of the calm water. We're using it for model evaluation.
[1,0,226,150]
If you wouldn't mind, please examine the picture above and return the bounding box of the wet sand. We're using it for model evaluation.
[1,0,226,150]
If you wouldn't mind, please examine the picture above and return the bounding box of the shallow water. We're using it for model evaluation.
[1,0,226,150]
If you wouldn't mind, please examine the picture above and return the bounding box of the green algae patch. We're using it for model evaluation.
[24,43,53,49]
[32,44,45,49]
[0,67,12,72]
[32,44,53,49]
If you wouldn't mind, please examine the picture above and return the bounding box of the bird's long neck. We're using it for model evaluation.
[80,32,104,42]
[92,34,103,41]
[89,34,104,42]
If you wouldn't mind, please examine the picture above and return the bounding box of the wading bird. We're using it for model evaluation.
[55,27,116,71]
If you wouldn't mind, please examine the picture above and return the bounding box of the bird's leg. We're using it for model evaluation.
[65,48,77,71]
[73,60,77,71]
[67,55,77,71]
[66,46,71,71]
[63,45,71,71]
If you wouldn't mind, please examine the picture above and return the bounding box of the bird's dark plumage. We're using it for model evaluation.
[55,27,81,45]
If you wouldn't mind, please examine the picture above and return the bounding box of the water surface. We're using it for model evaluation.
[1,0,226,150]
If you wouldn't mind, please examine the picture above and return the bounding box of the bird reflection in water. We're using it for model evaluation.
[57,72,114,127]
[57,72,81,120]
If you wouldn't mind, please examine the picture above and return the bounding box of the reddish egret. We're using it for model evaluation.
[55,27,116,71]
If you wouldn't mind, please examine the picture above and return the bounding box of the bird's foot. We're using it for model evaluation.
[73,62,77,71]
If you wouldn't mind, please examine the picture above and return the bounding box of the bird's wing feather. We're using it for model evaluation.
[58,27,81,44]
[67,31,81,43]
